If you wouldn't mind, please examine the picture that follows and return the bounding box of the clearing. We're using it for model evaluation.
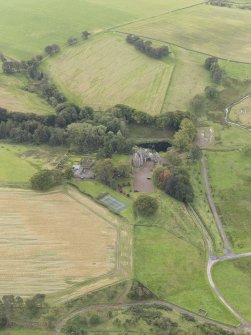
[46,33,172,115]
[0,73,53,115]
[0,187,118,297]
[229,96,251,127]
[121,4,251,62]
[213,257,251,323]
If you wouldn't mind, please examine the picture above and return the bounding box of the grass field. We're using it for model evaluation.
[229,96,251,127]
[219,60,251,81]
[122,4,251,62]
[207,150,251,252]
[213,257,251,323]
[190,161,224,255]
[133,192,237,325]
[46,33,172,115]
[0,143,67,187]
[0,187,117,296]
[0,0,202,59]
[0,73,53,114]
[0,331,52,335]
[163,46,210,112]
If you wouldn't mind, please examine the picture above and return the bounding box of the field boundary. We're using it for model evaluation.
[113,30,251,65]
[225,93,251,131]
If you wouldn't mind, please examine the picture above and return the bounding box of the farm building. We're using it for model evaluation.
[132,148,162,168]
[72,157,95,179]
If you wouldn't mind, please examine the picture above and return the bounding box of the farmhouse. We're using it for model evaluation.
[72,157,95,179]
[132,148,161,168]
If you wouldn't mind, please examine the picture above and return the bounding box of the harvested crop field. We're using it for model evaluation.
[46,33,172,115]
[0,187,117,296]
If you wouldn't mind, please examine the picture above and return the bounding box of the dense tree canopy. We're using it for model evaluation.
[30,169,62,191]
[133,195,159,217]
[126,34,169,59]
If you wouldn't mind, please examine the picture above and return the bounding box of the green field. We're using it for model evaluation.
[219,60,251,81]
[213,257,251,323]
[0,143,66,186]
[134,192,237,325]
[0,73,53,114]
[0,0,201,59]
[0,331,52,335]
[163,46,210,112]
[46,33,172,114]
[122,4,251,62]
[229,97,251,127]
[190,161,224,255]
[207,150,251,252]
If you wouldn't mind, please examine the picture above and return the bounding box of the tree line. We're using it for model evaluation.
[0,294,48,330]
[126,34,170,59]
[0,103,191,153]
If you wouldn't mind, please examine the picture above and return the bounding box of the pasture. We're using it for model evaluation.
[0,143,67,187]
[121,4,251,62]
[0,0,202,59]
[207,150,251,252]
[133,192,237,325]
[46,33,172,115]
[0,187,117,297]
[213,257,251,323]
[0,331,52,335]
[163,47,210,112]
[229,96,251,127]
[0,73,53,115]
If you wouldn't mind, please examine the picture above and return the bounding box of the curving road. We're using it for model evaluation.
[54,98,251,334]
[225,94,251,132]
[201,157,231,254]
[54,300,242,335]
[197,152,251,331]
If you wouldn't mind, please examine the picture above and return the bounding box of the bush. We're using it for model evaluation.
[30,169,62,191]
[153,166,172,190]
[133,195,158,216]
[165,174,194,202]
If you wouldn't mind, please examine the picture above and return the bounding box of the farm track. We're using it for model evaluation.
[113,30,251,65]
[54,300,242,335]
[225,94,251,131]
[190,122,251,331]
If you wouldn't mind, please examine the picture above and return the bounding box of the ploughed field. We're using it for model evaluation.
[0,188,117,296]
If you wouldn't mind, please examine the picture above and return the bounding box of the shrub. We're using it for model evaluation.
[30,169,62,191]
[133,195,158,216]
